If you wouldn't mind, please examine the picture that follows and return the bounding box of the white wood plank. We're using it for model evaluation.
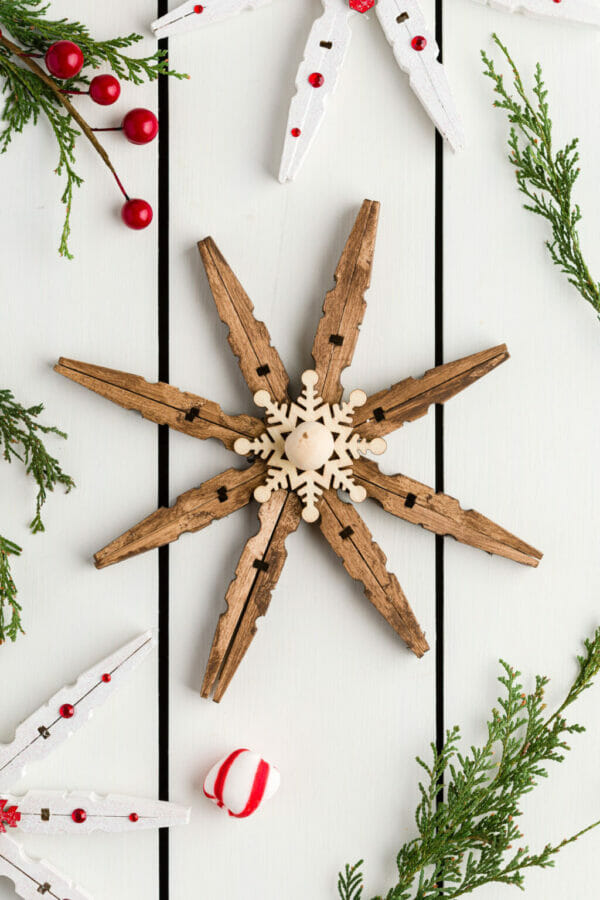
[166,0,438,896]
[445,4,600,897]
[0,1,160,898]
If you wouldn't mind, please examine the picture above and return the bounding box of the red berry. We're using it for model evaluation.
[411,36,427,51]
[59,704,74,719]
[308,72,324,88]
[122,199,153,230]
[349,0,375,10]
[291,128,301,137]
[122,108,159,145]
[45,41,84,79]
[89,74,121,106]
[129,813,139,822]
[194,4,204,10]
[101,673,111,683]
[71,808,87,824]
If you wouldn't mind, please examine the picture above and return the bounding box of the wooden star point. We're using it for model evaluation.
[55,199,542,701]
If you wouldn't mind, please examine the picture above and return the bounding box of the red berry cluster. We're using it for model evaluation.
[44,40,158,230]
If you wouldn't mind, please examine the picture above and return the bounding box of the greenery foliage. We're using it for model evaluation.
[339,628,600,899]
[481,34,600,317]
[0,388,74,642]
[0,0,185,257]
[0,536,21,644]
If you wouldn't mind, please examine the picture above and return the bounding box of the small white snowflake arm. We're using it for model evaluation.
[0,632,154,787]
[0,833,91,900]
[473,0,600,25]
[279,0,352,183]
[235,370,386,523]
[376,0,465,150]
[151,0,273,38]
[3,791,189,833]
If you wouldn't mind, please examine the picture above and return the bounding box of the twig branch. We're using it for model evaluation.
[0,30,128,197]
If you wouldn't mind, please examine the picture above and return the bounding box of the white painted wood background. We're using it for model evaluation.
[1,1,600,898]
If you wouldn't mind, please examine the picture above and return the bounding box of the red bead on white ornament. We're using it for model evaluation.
[203,749,280,818]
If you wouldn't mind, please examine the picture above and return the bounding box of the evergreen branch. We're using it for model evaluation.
[0,388,74,534]
[340,628,600,900]
[0,535,22,644]
[481,34,600,317]
[0,54,82,256]
[0,30,123,226]
[0,0,187,256]
[0,0,185,83]
[338,862,364,900]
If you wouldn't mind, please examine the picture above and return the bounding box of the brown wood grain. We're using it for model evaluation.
[353,457,542,567]
[198,237,290,403]
[55,358,264,452]
[353,345,509,438]
[318,490,429,657]
[311,199,380,404]
[201,490,302,702]
[94,462,267,569]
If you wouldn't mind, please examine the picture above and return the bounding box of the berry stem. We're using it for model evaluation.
[91,126,123,132]
[60,88,89,95]
[0,31,128,199]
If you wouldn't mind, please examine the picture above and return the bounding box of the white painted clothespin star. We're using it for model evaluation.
[0,632,189,900]
[279,0,465,181]
[151,0,465,181]
[474,0,600,26]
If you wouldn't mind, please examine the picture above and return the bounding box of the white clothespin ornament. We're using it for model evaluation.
[152,0,465,181]
[0,632,189,900]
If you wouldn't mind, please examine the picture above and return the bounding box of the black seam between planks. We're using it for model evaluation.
[157,4,170,900]
[434,0,445,809]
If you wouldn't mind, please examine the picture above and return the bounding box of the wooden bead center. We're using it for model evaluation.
[284,421,334,471]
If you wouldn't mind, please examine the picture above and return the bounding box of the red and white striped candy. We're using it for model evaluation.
[203,749,280,818]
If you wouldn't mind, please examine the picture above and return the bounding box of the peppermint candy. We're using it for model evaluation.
[203,749,280,818]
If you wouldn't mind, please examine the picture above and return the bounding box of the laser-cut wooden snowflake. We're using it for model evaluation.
[234,369,387,522]
[55,200,542,703]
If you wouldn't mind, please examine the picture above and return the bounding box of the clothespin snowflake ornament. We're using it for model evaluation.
[55,200,542,704]
[152,0,465,180]
[0,632,189,900]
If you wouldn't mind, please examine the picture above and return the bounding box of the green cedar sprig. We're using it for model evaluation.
[339,627,600,900]
[338,862,365,900]
[0,0,187,258]
[0,1,171,83]
[0,388,75,533]
[0,388,74,643]
[0,536,22,644]
[481,34,600,317]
